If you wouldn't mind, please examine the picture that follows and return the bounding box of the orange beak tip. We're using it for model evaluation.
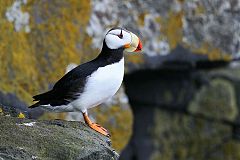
[134,40,143,52]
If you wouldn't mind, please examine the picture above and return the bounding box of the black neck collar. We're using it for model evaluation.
[96,40,124,65]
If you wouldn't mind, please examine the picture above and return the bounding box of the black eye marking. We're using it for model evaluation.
[118,28,123,39]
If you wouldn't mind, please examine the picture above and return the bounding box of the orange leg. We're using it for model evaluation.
[83,112,110,137]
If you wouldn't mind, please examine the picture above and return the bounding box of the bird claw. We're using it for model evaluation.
[89,123,111,137]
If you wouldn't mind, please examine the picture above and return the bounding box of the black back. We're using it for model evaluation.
[30,41,124,108]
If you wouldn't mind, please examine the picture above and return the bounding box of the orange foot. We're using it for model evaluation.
[88,123,110,137]
[83,112,110,137]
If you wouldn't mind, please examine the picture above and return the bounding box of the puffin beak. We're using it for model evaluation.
[124,32,142,52]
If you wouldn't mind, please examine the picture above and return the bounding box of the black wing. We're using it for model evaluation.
[29,60,100,108]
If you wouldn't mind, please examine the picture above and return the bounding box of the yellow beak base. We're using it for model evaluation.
[124,32,142,52]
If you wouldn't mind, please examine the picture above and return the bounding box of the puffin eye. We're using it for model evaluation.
[118,34,123,39]
[118,29,123,39]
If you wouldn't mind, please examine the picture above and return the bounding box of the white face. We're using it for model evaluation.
[105,28,132,50]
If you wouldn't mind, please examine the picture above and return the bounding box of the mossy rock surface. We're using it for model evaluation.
[188,78,238,122]
[151,109,238,160]
[0,116,118,160]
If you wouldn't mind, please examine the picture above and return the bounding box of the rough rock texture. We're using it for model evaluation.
[0,115,118,160]
[1,0,240,154]
[121,56,240,159]
[0,0,132,151]
[87,0,240,61]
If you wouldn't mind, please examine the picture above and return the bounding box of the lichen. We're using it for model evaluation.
[137,12,146,27]
[0,0,91,104]
[0,108,3,116]
[17,112,25,119]
[0,0,133,153]
[182,0,240,56]
[188,78,238,122]
[190,43,232,61]
[160,11,183,49]
[86,0,239,59]
[0,116,119,159]
[152,109,233,160]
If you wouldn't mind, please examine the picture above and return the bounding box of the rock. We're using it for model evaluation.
[121,107,234,160]
[2,0,239,109]
[88,0,240,59]
[0,115,118,160]
[189,78,238,122]
[0,1,132,151]
[121,64,240,160]
[0,102,44,120]
[1,0,240,154]
[0,91,28,112]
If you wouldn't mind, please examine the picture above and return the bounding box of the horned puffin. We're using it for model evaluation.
[30,27,142,136]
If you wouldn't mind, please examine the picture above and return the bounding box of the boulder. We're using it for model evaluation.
[0,116,118,160]
[121,59,240,159]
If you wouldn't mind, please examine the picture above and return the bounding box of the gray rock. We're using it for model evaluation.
[189,78,238,122]
[0,116,118,160]
[121,65,240,160]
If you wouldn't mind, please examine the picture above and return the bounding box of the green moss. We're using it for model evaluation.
[208,140,240,160]
[189,78,238,122]
[163,91,173,104]
[209,67,240,80]
[151,109,233,160]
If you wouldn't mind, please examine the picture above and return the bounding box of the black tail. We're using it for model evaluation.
[29,90,54,108]
[33,90,54,101]
[29,101,41,108]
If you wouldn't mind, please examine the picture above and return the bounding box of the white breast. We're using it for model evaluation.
[71,58,124,112]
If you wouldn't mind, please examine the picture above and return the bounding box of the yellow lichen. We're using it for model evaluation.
[0,0,132,152]
[195,5,205,14]
[160,11,183,49]
[179,3,233,61]
[187,42,233,61]
[0,0,92,104]
[177,0,185,3]
[137,12,147,26]
[157,4,232,61]
[18,112,25,119]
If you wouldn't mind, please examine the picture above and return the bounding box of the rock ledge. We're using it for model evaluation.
[0,116,118,160]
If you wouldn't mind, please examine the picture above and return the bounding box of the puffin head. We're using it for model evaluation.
[104,27,142,53]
